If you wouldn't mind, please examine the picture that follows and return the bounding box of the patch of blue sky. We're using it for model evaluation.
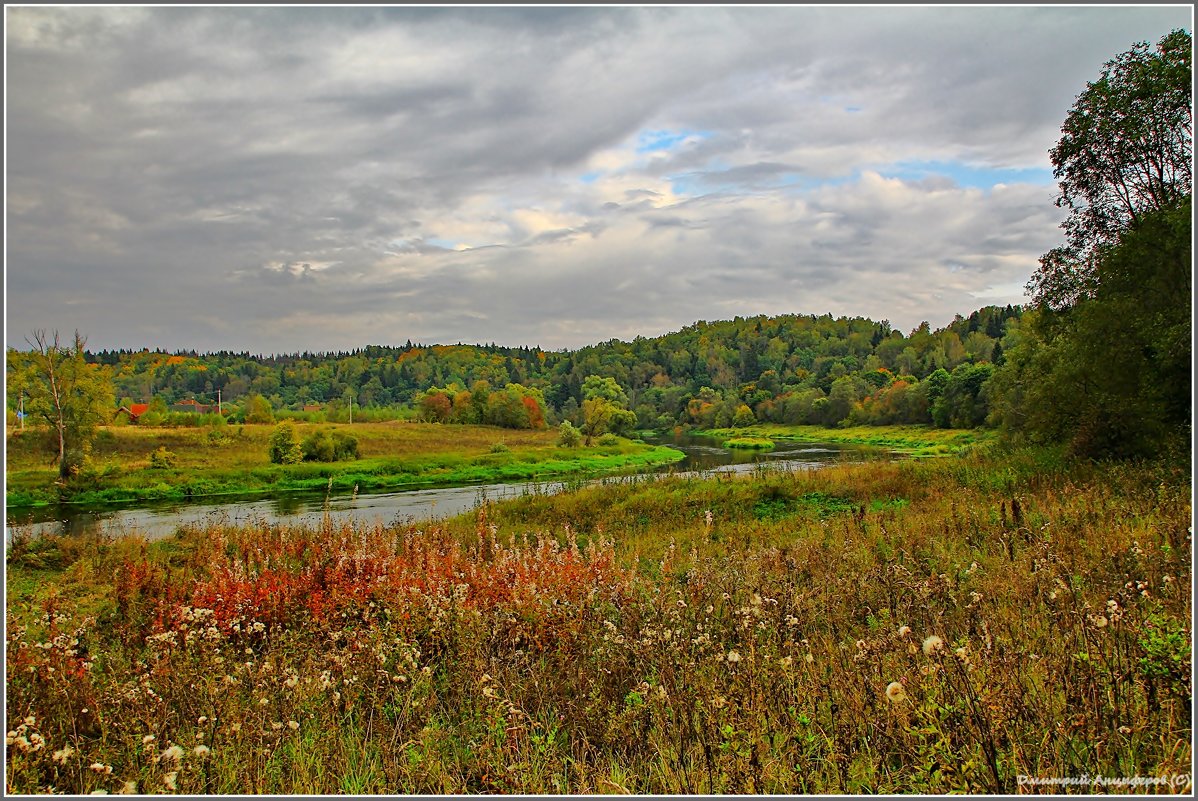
[424,237,458,250]
[579,170,602,185]
[881,160,1054,190]
[635,128,711,154]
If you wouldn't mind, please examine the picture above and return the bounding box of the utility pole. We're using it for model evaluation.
[217,388,222,415]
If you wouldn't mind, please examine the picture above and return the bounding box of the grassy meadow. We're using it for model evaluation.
[5,444,1191,793]
[700,423,996,457]
[3,422,685,508]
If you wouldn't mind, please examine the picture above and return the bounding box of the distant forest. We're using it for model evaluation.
[86,305,1022,433]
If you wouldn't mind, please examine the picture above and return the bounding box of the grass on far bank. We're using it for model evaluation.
[4,422,685,508]
[5,444,1190,793]
[700,423,996,457]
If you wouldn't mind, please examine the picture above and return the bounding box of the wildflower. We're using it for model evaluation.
[1091,615,1109,629]
[142,735,156,745]
[922,635,944,656]
[89,762,112,774]
[726,650,741,664]
[24,715,36,727]
[259,697,269,706]
[283,676,299,689]
[197,716,208,725]
[885,681,908,704]
[163,772,178,791]
[287,720,299,731]
[897,625,912,638]
[121,782,138,795]
[1118,726,1132,735]
[52,746,75,764]
[27,732,45,751]
[159,745,184,765]
[193,745,210,758]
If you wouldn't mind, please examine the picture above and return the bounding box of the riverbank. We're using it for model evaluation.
[5,446,1190,793]
[697,423,995,457]
[4,422,685,508]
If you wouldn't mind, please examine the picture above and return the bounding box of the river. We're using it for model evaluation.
[5,433,880,542]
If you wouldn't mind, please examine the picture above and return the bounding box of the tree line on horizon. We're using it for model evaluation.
[14,304,1023,432]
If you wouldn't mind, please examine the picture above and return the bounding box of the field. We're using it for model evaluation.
[5,445,1191,794]
[3,423,685,508]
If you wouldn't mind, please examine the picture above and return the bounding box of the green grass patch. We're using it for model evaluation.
[722,436,776,450]
[700,423,996,457]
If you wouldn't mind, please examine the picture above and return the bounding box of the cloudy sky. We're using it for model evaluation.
[6,6,1191,354]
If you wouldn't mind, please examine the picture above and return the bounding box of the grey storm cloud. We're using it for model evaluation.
[5,5,1192,353]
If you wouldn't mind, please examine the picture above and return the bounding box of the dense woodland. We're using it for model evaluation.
[73,305,1022,434]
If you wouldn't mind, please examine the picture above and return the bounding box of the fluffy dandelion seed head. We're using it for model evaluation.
[159,745,184,765]
[885,681,907,703]
[287,720,299,731]
[726,650,741,663]
[52,746,74,764]
[142,735,156,745]
[121,781,138,795]
[163,772,178,791]
[89,762,109,774]
[897,625,912,638]
[1092,615,1109,629]
[193,745,210,758]
[922,635,944,656]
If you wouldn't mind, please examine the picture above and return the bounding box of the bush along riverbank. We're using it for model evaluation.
[5,445,1190,793]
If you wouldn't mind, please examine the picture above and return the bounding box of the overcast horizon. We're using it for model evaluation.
[6,5,1193,355]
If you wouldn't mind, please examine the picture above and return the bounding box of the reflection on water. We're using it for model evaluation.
[6,433,879,542]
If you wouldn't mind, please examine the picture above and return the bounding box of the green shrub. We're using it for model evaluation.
[557,421,583,448]
[149,447,177,469]
[268,422,303,464]
[300,428,360,462]
[490,442,511,454]
[597,433,621,446]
